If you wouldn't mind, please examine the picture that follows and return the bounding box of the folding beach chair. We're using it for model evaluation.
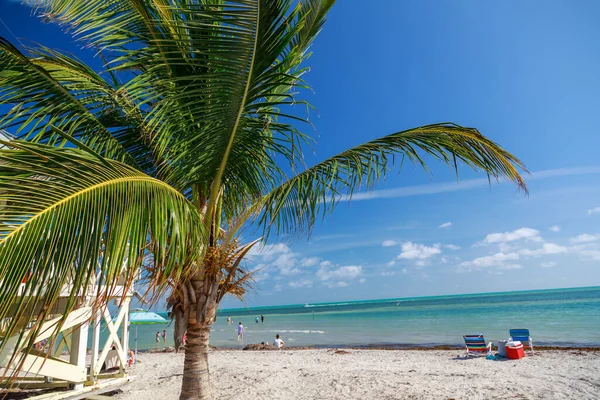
[463,335,492,357]
[509,329,534,355]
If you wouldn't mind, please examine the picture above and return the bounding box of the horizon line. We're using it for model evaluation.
[215,284,599,313]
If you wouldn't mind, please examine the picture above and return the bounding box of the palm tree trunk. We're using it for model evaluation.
[179,322,212,400]
[179,275,219,400]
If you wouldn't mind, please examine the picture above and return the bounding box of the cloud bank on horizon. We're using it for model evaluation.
[242,219,600,305]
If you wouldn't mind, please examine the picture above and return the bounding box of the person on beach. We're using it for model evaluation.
[255,316,260,324]
[261,315,264,324]
[156,331,161,343]
[127,349,135,367]
[227,316,232,325]
[237,322,244,340]
[274,334,284,349]
[162,329,167,343]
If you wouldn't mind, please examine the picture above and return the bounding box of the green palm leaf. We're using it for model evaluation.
[32,1,334,218]
[28,46,161,172]
[0,141,204,372]
[0,38,138,166]
[256,123,527,237]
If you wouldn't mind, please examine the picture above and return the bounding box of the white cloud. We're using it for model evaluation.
[359,278,366,284]
[300,257,320,267]
[288,279,313,288]
[401,268,408,274]
[326,281,349,288]
[580,250,600,260]
[386,260,396,267]
[484,228,542,244]
[439,222,452,229]
[570,237,600,260]
[381,271,396,276]
[497,242,517,253]
[569,241,600,261]
[273,284,283,292]
[519,243,568,257]
[444,244,461,251]
[382,240,397,247]
[248,243,342,280]
[549,225,561,232]
[588,207,600,215]
[317,265,362,281]
[541,262,557,268]
[461,252,520,269]
[272,253,301,275]
[499,264,523,270]
[398,242,441,260]
[248,243,290,261]
[570,234,600,244]
[248,243,302,276]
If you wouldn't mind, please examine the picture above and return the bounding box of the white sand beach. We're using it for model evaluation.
[118,349,600,400]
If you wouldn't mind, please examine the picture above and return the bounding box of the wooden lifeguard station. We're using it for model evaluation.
[0,275,136,399]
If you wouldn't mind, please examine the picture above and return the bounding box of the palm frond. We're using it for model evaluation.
[33,0,157,54]
[0,141,204,375]
[256,123,528,238]
[29,1,337,213]
[144,0,335,223]
[216,238,261,303]
[0,38,138,166]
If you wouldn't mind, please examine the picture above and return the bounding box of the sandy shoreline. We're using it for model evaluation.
[118,348,600,399]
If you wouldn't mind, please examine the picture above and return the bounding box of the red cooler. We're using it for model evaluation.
[506,341,525,359]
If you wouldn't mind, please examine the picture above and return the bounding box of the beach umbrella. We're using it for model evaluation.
[130,309,168,324]
[129,309,168,365]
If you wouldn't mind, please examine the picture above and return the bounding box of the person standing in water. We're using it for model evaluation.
[255,316,259,324]
[227,316,232,325]
[261,315,264,324]
[162,329,167,343]
[237,322,244,340]
[155,331,161,343]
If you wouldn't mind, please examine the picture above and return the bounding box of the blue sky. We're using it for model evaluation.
[2,1,600,308]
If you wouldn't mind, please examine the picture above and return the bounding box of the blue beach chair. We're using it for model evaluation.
[463,335,492,357]
[509,329,534,355]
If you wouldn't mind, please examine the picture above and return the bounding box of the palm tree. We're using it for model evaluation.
[0,1,527,398]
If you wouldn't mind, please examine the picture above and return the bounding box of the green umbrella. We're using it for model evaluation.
[130,309,167,324]
[129,308,168,364]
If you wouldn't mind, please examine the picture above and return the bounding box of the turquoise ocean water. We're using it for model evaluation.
[103,286,600,351]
